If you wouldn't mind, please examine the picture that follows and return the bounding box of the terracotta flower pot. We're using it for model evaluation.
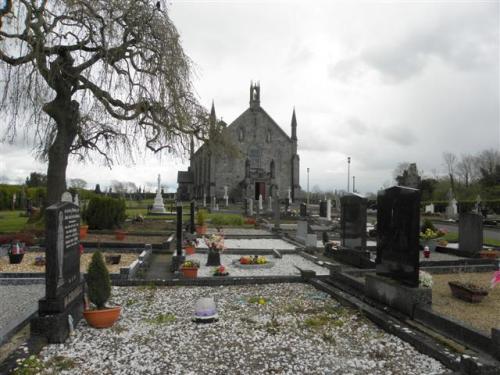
[184,246,195,255]
[115,231,127,240]
[479,251,498,259]
[448,281,489,303]
[80,225,89,239]
[83,306,121,328]
[181,267,198,278]
[195,225,207,235]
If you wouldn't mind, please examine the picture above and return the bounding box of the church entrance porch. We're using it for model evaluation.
[255,182,266,200]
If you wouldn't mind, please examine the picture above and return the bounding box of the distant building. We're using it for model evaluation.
[177,83,301,201]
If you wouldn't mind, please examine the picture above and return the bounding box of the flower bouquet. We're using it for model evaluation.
[204,231,225,266]
[239,255,267,265]
[213,265,229,277]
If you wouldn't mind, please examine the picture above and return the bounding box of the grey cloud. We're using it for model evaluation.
[378,125,417,146]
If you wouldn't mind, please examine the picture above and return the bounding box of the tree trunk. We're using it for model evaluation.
[44,98,79,206]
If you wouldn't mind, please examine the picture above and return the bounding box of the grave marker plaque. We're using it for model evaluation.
[340,194,367,250]
[376,186,420,287]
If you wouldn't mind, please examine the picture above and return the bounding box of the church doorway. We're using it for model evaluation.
[255,182,266,200]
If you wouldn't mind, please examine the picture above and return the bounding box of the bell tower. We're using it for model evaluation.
[249,81,260,109]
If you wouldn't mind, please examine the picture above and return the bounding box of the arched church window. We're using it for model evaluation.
[239,128,245,142]
[270,160,275,178]
[266,129,271,143]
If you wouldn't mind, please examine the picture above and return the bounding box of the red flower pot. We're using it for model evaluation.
[115,231,127,240]
[83,306,121,328]
[80,225,89,239]
[196,226,207,235]
[181,267,198,278]
[184,246,195,255]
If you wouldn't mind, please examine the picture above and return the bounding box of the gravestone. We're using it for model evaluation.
[319,201,327,218]
[296,220,317,247]
[151,174,167,213]
[300,202,307,217]
[424,203,434,214]
[458,213,483,257]
[171,203,185,271]
[268,196,272,212]
[31,195,84,343]
[248,199,254,216]
[273,193,280,231]
[326,199,331,221]
[340,193,367,250]
[376,186,420,287]
[190,201,195,234]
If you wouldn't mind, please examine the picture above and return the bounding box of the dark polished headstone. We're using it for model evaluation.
[376,186,420,287]
[340,194,367,250]
[273,193,281,231]
[176,203,182,257]
[319,201,327,217]
[458,213,483,256]
[32,198,84,343]
[190,201,195,234]
[300,203,307,217]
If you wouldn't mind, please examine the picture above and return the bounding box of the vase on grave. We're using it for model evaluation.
[206,247,221,267]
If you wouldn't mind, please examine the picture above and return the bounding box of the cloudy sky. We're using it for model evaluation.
[0,0,499,194]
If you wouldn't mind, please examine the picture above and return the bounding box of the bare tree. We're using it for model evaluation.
[442,152,457,193]
[0,0,209,205]
[68,178,87,189]
[456,153,476,187]
[392,162,410,183]
[475,149,500,175]
[111,180,127,195]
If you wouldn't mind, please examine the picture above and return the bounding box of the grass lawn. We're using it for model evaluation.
[442,232,500,247]
[0,211,28,233]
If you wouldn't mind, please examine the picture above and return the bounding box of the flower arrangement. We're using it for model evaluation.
[204,232,225,252]
[420,228,446,240]
[419,271,433,288]
[181,260,200,269]
[8,241,25,255]
[240,255,267,265]
[213,265,229,276]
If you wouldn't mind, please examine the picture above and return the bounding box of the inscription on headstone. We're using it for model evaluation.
[376,186,420,287]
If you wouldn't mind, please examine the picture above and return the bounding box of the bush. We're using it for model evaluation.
[196,209,207,226]
[210,213,244,226]
[86,251,111,309]
[84,196,126,230]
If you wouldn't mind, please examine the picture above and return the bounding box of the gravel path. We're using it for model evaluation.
[197,239,296,251]
[30,284,447,374]
[0,285,44,343]
[188,254,330,277]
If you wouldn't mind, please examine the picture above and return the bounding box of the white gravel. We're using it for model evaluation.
[31,284,448,374]
[187,254,330,277]
[197,239,296,251]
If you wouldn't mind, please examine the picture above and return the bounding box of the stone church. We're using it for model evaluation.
[177,83,301,202]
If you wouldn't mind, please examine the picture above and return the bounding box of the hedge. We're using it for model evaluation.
[84,196,126,230]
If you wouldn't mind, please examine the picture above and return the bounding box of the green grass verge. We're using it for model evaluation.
[207,213,244,226]
[442,232,500,247]
[0,210,29,233]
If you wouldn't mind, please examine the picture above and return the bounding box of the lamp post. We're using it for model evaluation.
[347,157,351,193]
[307,168,310,205]
[353,176,356,193]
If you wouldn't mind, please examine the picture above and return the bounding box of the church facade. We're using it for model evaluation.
[177,83,301,202]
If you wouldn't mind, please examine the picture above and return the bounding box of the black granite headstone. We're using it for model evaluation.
[340,194,367,250]
[376,186,420,287]
[273,193,281,231]
[319,201,327,217]
[32,198,84,343]
[459,213,483,256]
[300,203,307,217]
[176,203,183,257]
[190,201,195,234]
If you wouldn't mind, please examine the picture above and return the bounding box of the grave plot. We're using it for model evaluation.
[27,284,447,375]
[187,253,330,277]
[0,251,138,274]
[196,238,296,251]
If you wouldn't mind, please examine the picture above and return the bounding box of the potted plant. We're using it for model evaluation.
[196,210,207,235]
[420,227,446,252]
[180,260,200,278]
[183,237,198,255]
[448,281,489,303]
[203,231,225,266]
[8,241,25,264]
[83,251,121,328]
[115,229,127,240]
